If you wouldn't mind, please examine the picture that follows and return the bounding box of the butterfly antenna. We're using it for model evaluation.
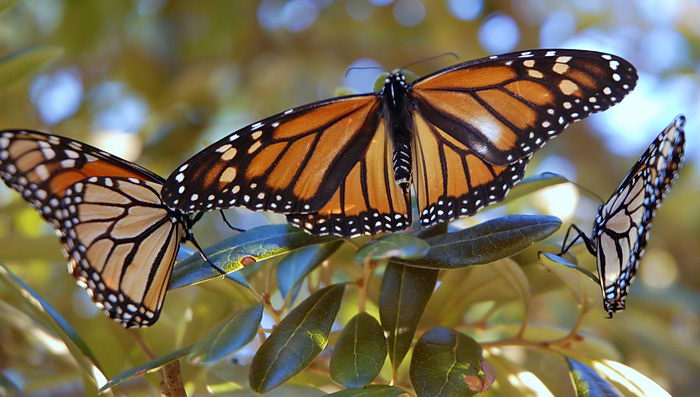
[570,180,605,204]
[219,211,246,232]
[344,65,389,78]
[399,52,460,72]
[540,172,605,204]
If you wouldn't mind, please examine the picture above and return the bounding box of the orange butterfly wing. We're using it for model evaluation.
[411,49,637,165]
[286,120,411,237]
[163,95,384,215]
[0,130,183,327]
[408,49,636,226]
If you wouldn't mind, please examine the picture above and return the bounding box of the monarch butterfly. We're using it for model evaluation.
[0,129,207,328]
[555,115,686,316]
[162,49,637,238]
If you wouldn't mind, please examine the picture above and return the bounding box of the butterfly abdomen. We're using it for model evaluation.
[381,72,414,188]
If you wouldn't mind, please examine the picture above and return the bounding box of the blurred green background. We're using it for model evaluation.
[0,0,698,395]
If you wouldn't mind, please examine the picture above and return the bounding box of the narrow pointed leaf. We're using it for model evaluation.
[379,262,438,369]
[171,224,338,288]
[330,312,387,388]
[249,283,345,393]
[0,263,107,390]
[100,346,192,392]
[591,360,671,397]
[0,47,64,90]
[354,234,429,263]
[397,215,561,269]
[540,252,600,284]
[410,327,493,397]
[277,241,343,298]
[567,358,622,397]
[327,385,408,397]
[188,303,263,363]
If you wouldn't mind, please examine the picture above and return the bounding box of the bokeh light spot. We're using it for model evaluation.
[478,13,520,54]
[30,68,83,125]
[281,0,319,32]
[343,58,384,94]
[393,0,425,26]
[539,9,576,47]
[640,28,689,72]
[447,0,483,21]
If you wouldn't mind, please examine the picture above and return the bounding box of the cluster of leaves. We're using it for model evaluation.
[0,174,675,396]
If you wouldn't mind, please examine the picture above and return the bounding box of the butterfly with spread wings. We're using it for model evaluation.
[554,115,686,316]
[0,129,208,328]
[162,49,637,238]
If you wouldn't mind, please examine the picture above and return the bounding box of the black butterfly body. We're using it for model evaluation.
[556,115,686,316]
[162,49,637,238]
[0,129,202,327]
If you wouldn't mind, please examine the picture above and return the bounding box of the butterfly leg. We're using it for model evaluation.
[187,230,228,276]
[557,224,596,256]
[220,211,246,232]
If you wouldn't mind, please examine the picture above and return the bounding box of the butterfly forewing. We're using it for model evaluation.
[286,120,412,237]
[412,49,637,165]
[163,95,382,214]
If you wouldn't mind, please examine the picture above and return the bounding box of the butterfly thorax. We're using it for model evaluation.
[380,72,414,189]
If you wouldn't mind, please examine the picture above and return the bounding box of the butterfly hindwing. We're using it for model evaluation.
[286,120,412,237]
[411,110,529,227]
[62,177,183,327]
[0,130,187,327]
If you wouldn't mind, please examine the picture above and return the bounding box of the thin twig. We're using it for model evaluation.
[160,360,187,397]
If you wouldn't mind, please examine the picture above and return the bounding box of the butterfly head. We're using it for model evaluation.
[374,69,418,93]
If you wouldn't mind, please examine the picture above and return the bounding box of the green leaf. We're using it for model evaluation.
[330,312,387,388]
[188,303,263,363]
[0,263,107,391]
[326,385,408,397]
[540,252,600,284]
[410,327,493,397]
[493,172,568,208]
[354,234,429,263]
[539,252,601,313]
[379,262,438,370]
[171,224,338,289]
[100,345,191,392]
[0,47,64,90]
[397,215,561,269]
[567,358,622,397]
[277,241,343,298]
[249,283,346,393]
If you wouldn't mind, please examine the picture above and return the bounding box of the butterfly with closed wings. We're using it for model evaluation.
[162,49,637,238]
[0,130,210,328]
[553,115,686,316]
